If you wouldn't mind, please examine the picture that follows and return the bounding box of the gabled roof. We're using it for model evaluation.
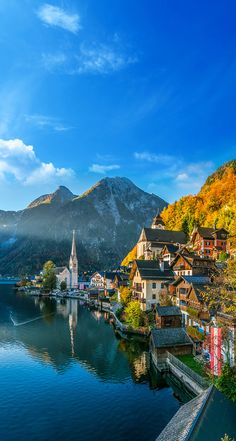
[156,306,182,317]
[171,276,211,288]
[55,266,69,275]
[151,327,193,348]
[141,228,187,244]
[161,244,180,254]
[134,260,174,280]
[196,227,215,239]
[171,252,215,269]
[181,276,211,284]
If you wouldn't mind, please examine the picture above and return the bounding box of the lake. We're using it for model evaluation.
[0,284,190,441]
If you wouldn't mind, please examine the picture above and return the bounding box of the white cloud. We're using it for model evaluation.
[134,151,175,165]
[0,139,74,185]
[25,162,73,185]
[75,43,137,74]
[89,164,120,174]
[175,172,189,181]
[24,114,73,132]
[37,4,81,34]
[42,43,137,75]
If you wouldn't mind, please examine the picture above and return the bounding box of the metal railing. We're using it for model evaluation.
[166,352,209,390]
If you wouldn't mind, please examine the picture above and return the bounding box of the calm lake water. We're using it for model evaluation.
[0,284,189,441]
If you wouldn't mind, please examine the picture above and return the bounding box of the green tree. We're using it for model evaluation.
[60,280,67,291]
[42,260,57,291]
[120,287,132,306]
[124,301,143,329]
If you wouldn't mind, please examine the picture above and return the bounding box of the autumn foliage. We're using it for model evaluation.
[161,160,236,243]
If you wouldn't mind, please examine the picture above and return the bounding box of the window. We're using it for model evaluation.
[152,294,156,300]
[152,283,156,289]
[160,283,165,289]
[143,283,144,288]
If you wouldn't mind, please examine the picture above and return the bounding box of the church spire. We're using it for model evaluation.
[69,230,78,289]
[71,229,77,259]
[151,210,165,230]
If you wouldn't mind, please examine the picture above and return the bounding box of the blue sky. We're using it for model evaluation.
[0,0,235,210]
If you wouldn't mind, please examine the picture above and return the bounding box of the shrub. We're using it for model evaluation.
[124,301,143,329]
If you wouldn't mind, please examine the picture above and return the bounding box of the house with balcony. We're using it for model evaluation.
[130,259,174,310]
[171,252,216,277]
[170,275,212,326]
[90,271,117,291]
[190,226,228,259]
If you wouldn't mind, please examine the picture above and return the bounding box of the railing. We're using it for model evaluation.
[166,352,209,390]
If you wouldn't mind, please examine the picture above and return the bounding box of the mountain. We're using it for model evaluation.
[0,177,167,275]
[161,159,236,239]
[28,186,76,209]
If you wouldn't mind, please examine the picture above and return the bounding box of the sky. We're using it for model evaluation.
[0,0,235,210]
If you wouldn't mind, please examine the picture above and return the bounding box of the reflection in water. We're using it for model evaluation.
[0,285,190,441]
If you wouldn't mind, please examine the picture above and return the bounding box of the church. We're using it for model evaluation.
[136,211,187,260]
[55,230,78,290]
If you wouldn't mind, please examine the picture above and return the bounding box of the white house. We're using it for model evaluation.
[90,271,116,290]
[130,259,174,311]
[137,214,187,260]
[55,266,71,289]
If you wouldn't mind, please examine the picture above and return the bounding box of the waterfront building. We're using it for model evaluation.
[54,231,78,289]
[150,327,193,358]
[55,266,71,289]
[130,259,174,310]
[90,271,117,291]
[69,230,78,289]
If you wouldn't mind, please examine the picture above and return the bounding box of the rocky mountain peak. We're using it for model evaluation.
[28,186,76,209]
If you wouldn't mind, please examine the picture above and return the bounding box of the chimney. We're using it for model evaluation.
[159,260,165,272]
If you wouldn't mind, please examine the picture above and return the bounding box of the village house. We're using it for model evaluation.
[113,272,130,289]
[130,259,174,310]
[136,213,187,259]
[55,266,71,289]
[90,271,117,291]
[170,275,212,326]
[171,252,216,277]
[155,305,182,328]
[160,244,181,264]
[190,226,228,259]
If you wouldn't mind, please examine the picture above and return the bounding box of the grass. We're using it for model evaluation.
[177,354,208,378]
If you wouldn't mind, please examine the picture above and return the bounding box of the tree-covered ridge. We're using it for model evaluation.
[161,159,236,240]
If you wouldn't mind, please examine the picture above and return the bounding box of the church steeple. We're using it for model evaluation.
[151,209,165,230]
[69,230,78,289]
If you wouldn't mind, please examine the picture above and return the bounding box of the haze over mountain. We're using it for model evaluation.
[0,177,167,275]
